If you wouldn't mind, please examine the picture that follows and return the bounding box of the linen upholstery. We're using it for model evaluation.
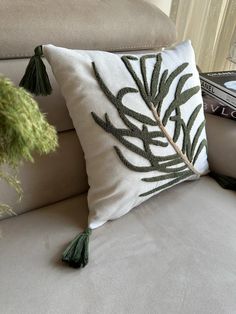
[1,176,236,313]
[205,114,236,178]
[0,0,176,59]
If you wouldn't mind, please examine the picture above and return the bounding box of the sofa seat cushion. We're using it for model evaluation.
[0,176,236,313]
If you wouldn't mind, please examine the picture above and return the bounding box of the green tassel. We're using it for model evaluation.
[62,228,92,268]
[19,45,52,96]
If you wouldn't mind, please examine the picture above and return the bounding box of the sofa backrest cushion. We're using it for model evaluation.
[0,0,176,59]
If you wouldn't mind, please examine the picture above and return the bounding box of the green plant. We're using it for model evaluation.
[92,54,207,197]
[0,76,58,216]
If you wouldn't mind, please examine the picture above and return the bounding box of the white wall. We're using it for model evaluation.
[146,0,172,16]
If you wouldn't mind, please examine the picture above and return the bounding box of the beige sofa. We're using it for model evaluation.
[1,1,236,313]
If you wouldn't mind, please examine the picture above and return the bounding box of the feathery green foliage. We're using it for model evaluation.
[0,76,58,216]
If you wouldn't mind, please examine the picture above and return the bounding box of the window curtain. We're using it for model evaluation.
[170,0,236,72]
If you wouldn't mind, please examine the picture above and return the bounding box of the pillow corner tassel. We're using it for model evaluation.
[19,45,52,96]
[62,227,92,269]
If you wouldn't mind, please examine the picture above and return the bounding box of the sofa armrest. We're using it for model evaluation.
[205,113,236,178]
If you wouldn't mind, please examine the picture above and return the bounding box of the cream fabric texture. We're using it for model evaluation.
[43,41,209,229]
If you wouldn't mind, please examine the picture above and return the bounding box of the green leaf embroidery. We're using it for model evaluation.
[91,54,207,197]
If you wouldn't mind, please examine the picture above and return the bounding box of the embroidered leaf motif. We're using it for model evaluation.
[91,54,207,197]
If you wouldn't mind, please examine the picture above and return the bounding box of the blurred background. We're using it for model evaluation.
[147,0,236,72]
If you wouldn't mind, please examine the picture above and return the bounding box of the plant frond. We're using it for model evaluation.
[92,53,204,198]
[150,54,162,98]
[142,169,191,182]
[162,85,200,126]
[193,139,208,165]
[139,170,193,197]
[121,56,150,107]
[140,55,156,95]
[190,120,206,161]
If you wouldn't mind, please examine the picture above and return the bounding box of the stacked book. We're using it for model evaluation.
[200,70,236,121]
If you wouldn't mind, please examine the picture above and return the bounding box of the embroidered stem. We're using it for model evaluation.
[150,102,200,177]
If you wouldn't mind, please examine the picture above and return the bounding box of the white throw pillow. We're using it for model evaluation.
[41,41,209,267]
